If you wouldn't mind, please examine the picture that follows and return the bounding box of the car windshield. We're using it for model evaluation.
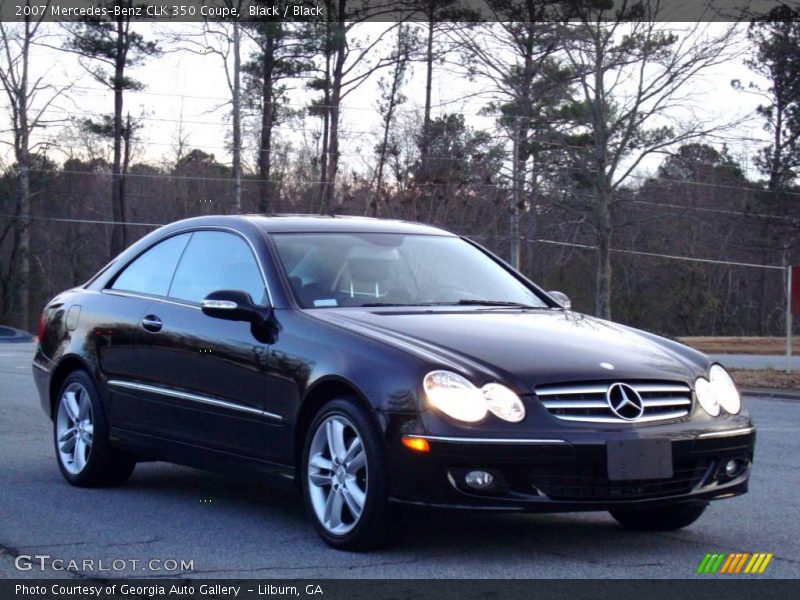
[271,232,549,309]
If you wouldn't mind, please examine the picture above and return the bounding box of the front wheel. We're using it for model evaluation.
[54,370,136,487]
[609,502,708,531]
[301,398,395,550]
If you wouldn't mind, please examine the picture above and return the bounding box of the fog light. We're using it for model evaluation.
[724,459,742,477]
[465,470,495,490]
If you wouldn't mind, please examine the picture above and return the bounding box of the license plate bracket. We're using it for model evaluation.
[607,438,673,481]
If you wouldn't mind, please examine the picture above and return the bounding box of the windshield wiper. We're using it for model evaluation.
[413,299,542,308]
[454,299,541,308]
[361,300,546,309]
[360,302,410,307]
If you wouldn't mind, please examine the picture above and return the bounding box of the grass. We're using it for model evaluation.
[678,336,799,356]
[730,369,800,392]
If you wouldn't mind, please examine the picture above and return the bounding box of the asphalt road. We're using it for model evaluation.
[1,343,798,579]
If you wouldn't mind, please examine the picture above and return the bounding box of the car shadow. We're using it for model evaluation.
[120,462,703,558]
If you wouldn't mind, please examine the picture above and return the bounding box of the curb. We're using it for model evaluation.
[742,388,800,400]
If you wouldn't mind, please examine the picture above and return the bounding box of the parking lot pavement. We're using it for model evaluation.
[1,343,798,579]
[711,353,800,370]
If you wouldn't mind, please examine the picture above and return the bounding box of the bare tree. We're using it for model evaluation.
[0,2,68,330]
[309,2,405,214]
[243,14,315,213]
[66,1,160,257]
[172,2,247,213]
[561,3,738,318]
[370,24,415,217]
[451,2,569,268]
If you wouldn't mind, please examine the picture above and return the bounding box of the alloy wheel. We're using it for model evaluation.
[55,382,94,475]
[306,414,368,535]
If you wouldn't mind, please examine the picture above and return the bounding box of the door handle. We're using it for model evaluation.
[141,315,163,333]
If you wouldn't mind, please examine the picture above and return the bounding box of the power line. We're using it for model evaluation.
[0,213,787,272]
[517,237,786,271]
[0,214,161,227]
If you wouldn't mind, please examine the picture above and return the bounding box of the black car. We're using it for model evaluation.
[33,215,755,550]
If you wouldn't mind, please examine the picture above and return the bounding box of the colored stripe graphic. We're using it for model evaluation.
[758,554,773,573]
[720,554,736,574]
[734,553,750,573]
[697,554,713,574]
[697,552,773,574]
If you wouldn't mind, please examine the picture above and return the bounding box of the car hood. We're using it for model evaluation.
[308,308,710,393]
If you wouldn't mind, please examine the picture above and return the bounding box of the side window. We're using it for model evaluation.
[169,231,266,304]
[110,234,190,297]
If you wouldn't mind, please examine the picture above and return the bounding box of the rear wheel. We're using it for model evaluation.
[301,398,395,550]
[54,370,135,487]
[609,502,708,531]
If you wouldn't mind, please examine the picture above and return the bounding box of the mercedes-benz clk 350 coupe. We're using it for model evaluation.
[33,215,755,549]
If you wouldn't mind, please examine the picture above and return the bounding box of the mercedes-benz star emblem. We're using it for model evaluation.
[606,383,645,421]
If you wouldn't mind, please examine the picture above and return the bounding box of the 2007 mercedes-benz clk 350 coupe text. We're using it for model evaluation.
[33,215,755,549]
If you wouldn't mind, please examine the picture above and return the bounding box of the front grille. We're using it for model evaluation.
[536,381,692,424]
[530,460,710,501]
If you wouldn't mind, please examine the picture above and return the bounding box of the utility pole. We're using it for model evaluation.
[787,265,794,373]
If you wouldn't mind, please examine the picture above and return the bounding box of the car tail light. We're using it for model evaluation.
[37,310,46,342]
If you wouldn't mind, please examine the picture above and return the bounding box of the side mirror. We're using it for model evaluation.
[547,290,572,310]
[201,290,269,325]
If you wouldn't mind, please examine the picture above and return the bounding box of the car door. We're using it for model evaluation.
[132,229,277,458]
[101,233,192,428]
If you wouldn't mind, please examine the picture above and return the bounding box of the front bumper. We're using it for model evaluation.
[386,420,755,511]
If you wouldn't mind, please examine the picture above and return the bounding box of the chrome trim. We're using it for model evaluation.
[552,410,689,424]
[407,434,567,445]
[32,361,49,373]
[536,381,693,424]
[107,379,284,423]
[697,427,755,439]
[162,225,274,307]
[536,385,608,396]
[542,400,607,409]
[632,384,691,393]
[102,289,201,311]
[536,383,691,396]
[201,299,239,310]
[642,397,692,407]
[102,225,274,307]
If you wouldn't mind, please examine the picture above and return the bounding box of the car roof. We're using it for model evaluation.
[243,214,455,235]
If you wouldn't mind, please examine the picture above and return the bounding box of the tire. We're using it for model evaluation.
[301,398,396,550]
[609,502,708,531]
[53,370,136,487]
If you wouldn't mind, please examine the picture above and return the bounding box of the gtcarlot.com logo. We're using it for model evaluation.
[697,552,773,574]
[14,554,194,573]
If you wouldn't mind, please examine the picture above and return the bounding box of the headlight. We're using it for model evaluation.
[694,376,719,416]
[695,365,741,416]
[423,371,526,423]
[482,383,526,422]
[710,364,741,414]
[423,371,487,423]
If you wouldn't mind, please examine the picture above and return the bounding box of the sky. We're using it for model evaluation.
[3,21,774,185]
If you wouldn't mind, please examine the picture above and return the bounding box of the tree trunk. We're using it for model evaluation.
[510,126,523,269]
[231,21,242,213]
[592,33,612,320]
[15,19,32,332]
[317,0,333,211]
[16,139,31,332]
[321,6,346,215]
[121,112,132,223]
[420,12,434,175]
[594,185,613,319]
[110,18,126,258]
[258,35,275,213]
